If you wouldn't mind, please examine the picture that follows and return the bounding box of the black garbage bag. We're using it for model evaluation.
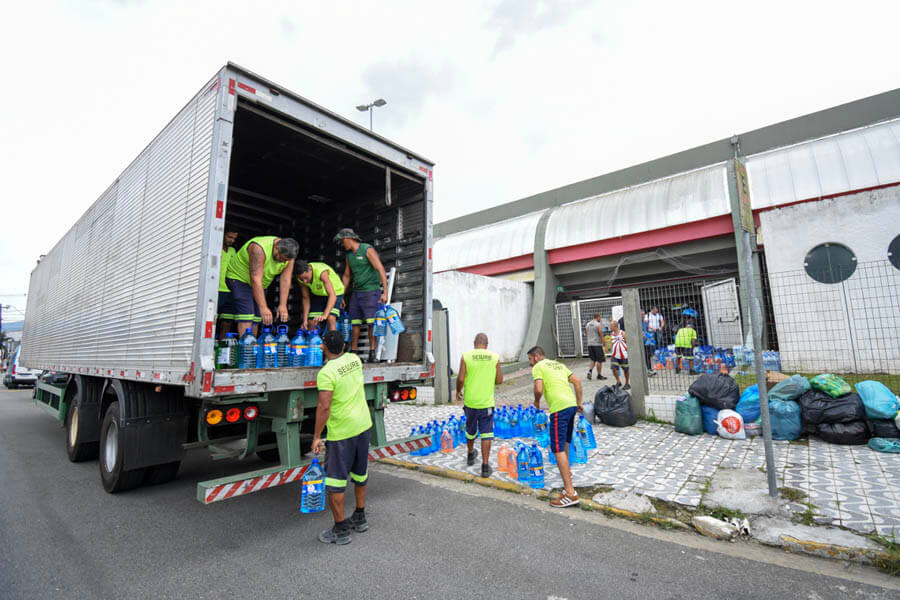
[817,421,870,445]
[868,419,900,439]
[594,386,637,427]
[688,373,740,411]
[797,390,865,425]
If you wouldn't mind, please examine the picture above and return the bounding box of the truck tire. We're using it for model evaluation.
[99,401,145,493]
[66,403,99,462]
[143,461,181,486]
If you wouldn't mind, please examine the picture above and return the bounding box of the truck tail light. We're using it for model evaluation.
[206,409,223,425]
[389,385,417,403]
[400,389,409,400]
[225,407,242,423]
[409,388,417,400]
[243,405,258,420]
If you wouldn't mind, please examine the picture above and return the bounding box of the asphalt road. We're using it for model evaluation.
[1,388,897,599]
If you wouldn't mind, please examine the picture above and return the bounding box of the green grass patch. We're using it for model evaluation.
[867,532,900,577]
[705,506,747,522]
[640,409,672,425]
[733,370,898,394]
[778,487,807,503]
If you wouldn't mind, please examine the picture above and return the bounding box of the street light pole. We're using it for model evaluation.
[356,98,387,132]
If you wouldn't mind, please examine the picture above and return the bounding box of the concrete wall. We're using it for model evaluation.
[434,271,532,370]
[760,187,900,374]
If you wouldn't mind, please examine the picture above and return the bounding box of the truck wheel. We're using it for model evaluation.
[66,403,99,462]
[99,401,145,493]
[143,461,181,486]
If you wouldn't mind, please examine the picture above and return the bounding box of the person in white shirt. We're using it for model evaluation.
[645,306,665,348]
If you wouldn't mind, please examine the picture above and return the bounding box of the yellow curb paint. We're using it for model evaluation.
[779,535,887,565]
[475,477,526,493]
[378,458,421,471]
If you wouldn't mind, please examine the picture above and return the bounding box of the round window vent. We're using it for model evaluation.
[889,234,900,271]
[803,243,856,284]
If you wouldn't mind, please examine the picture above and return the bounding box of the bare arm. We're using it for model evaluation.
[311,390,332,454]
[342,260,351,291]
[533,380,543,409]
[366,247,390,303]
[300,285,310,329]
[569,374,583,412]
[495,362,503,385]
[276,260,293,322]
[248,243,271,324]
[455,357,466,401]
[315,273,337,324]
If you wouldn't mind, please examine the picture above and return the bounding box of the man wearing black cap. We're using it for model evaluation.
[335,228,389,362]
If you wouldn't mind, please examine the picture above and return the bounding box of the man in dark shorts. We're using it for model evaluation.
[295,260,345,332]
[336,228,389,362]
[674,319,698,374]
[528,346,583,508]
[216,229,239,339]
[225,236,298,336]
[455,333,503,477]
[584,313,607,381]
[312,330,373,545]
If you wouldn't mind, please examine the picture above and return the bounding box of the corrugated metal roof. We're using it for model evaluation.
[433,210,546,272]
[544,164,730,251]
[747,118,900,209]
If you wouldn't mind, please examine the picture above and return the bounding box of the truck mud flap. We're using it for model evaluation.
[197,435,430,504]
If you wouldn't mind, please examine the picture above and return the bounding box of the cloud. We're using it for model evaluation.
[485,0,590,56]
[360,58,456,128]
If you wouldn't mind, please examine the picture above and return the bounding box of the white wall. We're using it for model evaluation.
[434,271,532,370]
[760,187,900,374]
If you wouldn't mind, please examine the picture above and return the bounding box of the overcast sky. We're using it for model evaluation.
[1,0,898,317]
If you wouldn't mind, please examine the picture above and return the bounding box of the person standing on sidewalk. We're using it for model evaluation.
[645,306,665,348]
[312,330,373,545]
[641,311,657,377]
[674,319,698,374]
[336,228,389,362]
[584,314,608,381]
[455,333,503,477]
[527,346,583,508]
[609,319,630,390]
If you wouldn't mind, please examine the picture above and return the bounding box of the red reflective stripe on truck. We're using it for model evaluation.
[216,200,224,219]
[303,381,316,388]
[428,330,432,342]
[202,465,309,504]
[372,376,384,382]
[228,78,235,95]
[214,385,235,394]
[237,82,256,94]
[204,321,213,338]
[428,247,432,260]
[202,372,213,393]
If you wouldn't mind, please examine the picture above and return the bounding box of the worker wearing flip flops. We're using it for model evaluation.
[527,346,583,508]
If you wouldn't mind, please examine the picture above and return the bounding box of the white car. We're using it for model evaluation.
[3,348,40,389]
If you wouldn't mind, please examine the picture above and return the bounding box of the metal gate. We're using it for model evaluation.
[554,302,578,357]
[576,297,622,356]
[701,278,744,348]
[555,297,622,357]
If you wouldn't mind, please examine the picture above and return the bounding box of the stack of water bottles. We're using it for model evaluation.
[731,345,782,373]
[373,304,406,338]
[409,415,467,456]
[222,325,328,370]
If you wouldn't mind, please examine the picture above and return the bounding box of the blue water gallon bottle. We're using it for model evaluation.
[385,305,406,334]
[258,327,277,368]
[516,443,530,482]
[275,325,291,368]
[577,414,597,450]
[573,431,588,464]
[300,456,325,513]
[528,443,545,489]
[340,311,352,343]
[306,328,323,367]
[290,329,307,367]
[373,305,388,337]
[217,332,238,369]
[238,328,257,369]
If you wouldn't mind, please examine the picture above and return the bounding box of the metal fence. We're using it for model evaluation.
[638,260,900,394]
[555,297,622,357]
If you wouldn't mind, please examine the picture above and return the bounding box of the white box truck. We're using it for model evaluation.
[22,63,434,502]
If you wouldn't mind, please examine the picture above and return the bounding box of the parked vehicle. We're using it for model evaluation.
[4,347,40,389]
[22,63,434,502]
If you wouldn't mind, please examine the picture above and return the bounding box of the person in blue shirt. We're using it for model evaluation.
[641,311,657,377]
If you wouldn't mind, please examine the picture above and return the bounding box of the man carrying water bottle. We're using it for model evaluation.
[295,259,345,332]
[335,228,389,363]
[455,333,503,478]
[225,236,298,336]
[312,330,373,545]
[527,346,583,508]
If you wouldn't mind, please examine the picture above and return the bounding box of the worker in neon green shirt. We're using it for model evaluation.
[216,229,239,340]
[674,319,698,374]
[528,345,583,508]
[225,236,298,336]
[295,260,346,332]
[455,333,503,478]
[313,330,373,546]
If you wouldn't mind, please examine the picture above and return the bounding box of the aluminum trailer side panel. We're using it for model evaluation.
[22,73,222,385]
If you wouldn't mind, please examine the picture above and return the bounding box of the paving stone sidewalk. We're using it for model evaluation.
[384,402,900,536]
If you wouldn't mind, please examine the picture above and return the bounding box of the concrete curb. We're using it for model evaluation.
[377,457,686,530]
[777,534,891,566]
